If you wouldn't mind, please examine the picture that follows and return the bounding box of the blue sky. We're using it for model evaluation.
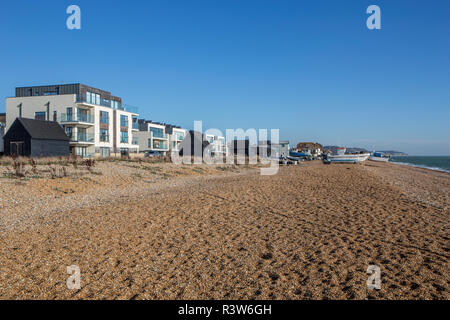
[0,0,449,155]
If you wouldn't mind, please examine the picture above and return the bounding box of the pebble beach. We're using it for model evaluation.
[0,159,448,300]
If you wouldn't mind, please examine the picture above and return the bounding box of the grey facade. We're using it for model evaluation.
[15,83,122,105]
[3,118,70,157]
[178,131,210,157]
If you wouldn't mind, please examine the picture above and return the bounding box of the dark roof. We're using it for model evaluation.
[7,118,69,141]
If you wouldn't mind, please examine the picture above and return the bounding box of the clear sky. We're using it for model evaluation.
[0,0,449,155]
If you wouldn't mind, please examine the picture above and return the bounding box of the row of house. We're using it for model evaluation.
[1,83,230,158]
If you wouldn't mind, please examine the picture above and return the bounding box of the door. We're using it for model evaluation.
[10,141,25,156]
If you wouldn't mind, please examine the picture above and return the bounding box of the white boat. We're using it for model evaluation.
[324,148,370,164]
[369,152,390,162]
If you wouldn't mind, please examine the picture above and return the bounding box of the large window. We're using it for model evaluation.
[112,101,120,109]
[100,128,109,142]
[120,115,129,127]
[150,127,165,138]
[120,131,128,143]
[100,147,110,158]
[35,112,46,121]
[175,132,185,140]
[100,111,109,124]
[86,91,101,105]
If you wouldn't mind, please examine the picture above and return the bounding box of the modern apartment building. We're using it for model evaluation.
[134,120,187,155]
[5,84,139,158]
[205,134,227,156]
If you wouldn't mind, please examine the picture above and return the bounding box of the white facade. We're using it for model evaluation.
[135,122,169,154]
[169,127,188,152]
[205,134,227,155]
[6,94,138,158]
[135,122,187,155]
[271,141,290,157]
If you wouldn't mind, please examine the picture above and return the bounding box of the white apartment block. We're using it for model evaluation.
[205,134,227,156]
[5,84,139,158]
[134,120,187,155]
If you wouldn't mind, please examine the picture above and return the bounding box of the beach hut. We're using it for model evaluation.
[3,118,70,157]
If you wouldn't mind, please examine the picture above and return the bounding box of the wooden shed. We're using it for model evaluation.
[3,118,70,157]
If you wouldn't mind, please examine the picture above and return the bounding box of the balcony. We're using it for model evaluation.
[61,113,94,124]
[76,94,115,108]
[153,141,169,150]
[76,94,139,114]
[122,104,139,114]
[174,133,185,141]
[132,122,139,130]
[69,132,95,144]
[151,131,168,139]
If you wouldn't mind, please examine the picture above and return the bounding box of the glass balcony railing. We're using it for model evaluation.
[153,142,168,150]
[151,132,168,139]
[175,133,185,141]
[76,94,139,114]
[61,113,94,124]
[132,122,139,130]
[122,104,139,114]
[69,132,95,143]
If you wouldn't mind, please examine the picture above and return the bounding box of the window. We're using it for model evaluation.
[100,111,109,124]
[100,147,110,158]
[175,132,185,140]
[35,112,46,121]
[121,131,128,143]
[100,129,109,142]
[53,111,57,122]
[150,127,164,138]
[86,92,100,105]
[148,139,152,148]
[120,115,129,127]
[65,127,73,138]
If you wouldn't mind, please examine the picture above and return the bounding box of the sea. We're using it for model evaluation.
[390,156,450,173]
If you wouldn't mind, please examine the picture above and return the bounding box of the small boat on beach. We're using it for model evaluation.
[369,152,390,162]
[323,148,370,164]
[289,151,312,160]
